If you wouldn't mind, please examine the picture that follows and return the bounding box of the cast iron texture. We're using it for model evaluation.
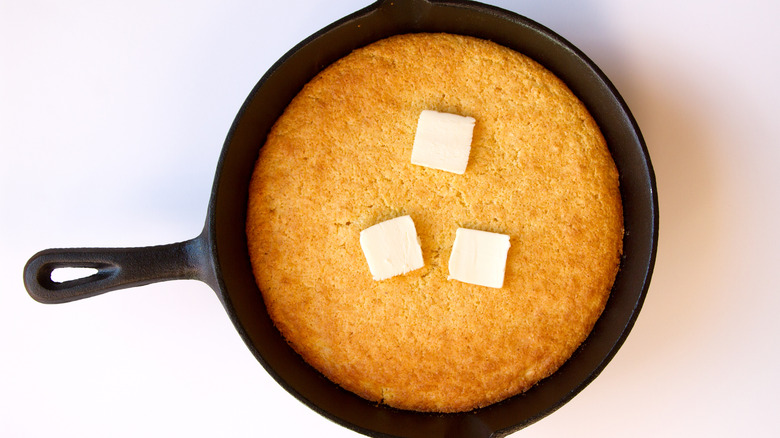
[24,0,658,436]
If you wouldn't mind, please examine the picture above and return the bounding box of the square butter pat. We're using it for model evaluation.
[448,228,510,288]
[411,110,476,174]
[360,215,424,281]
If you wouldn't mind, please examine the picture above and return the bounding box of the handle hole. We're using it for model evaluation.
[50,267,99,283]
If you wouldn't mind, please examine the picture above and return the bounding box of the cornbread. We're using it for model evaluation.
[246,33,623,413]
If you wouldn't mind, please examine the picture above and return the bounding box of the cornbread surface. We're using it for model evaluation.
[246,33,623,413]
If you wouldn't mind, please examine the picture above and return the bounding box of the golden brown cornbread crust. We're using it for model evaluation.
[246,33,623,413]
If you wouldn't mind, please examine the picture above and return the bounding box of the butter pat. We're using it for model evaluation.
[360,215,424,281]
[448,228,510,288]
[410,110,476,174]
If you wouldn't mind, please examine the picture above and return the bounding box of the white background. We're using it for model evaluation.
[2,0,779,437]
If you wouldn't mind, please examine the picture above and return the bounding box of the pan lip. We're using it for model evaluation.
[205,0,658,436]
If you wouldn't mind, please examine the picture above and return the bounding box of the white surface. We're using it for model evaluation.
[2,0,779,437]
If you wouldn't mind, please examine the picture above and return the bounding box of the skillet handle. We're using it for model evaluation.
[23,234,212,304]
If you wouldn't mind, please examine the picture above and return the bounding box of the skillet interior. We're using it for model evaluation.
[205,0,657,436]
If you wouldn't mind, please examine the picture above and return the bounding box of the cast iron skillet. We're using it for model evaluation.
[24,0,658,436]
